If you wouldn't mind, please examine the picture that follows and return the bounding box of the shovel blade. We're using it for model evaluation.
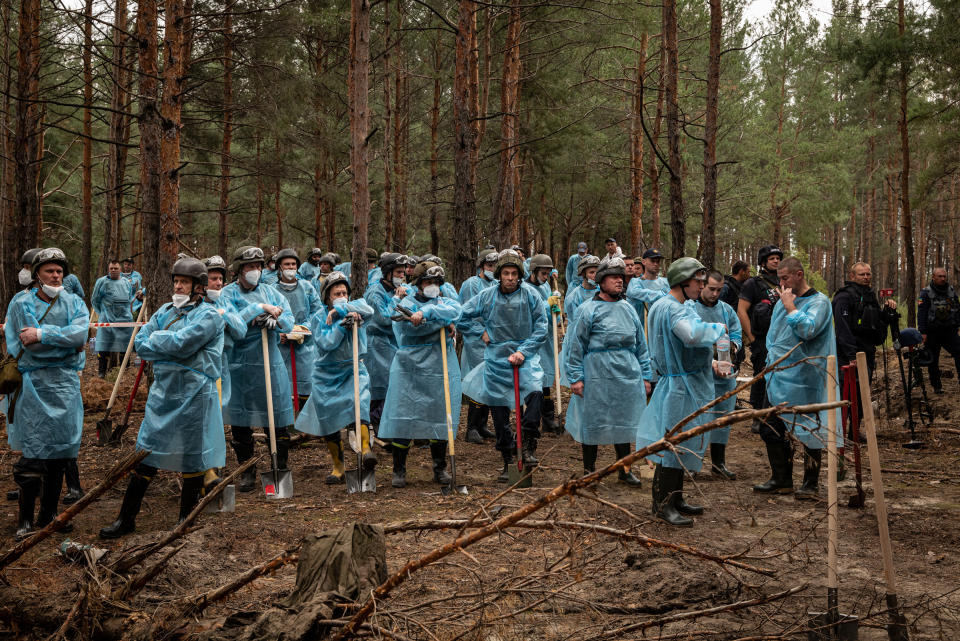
[806,612,859,641]
[261,469,293,499]
[445,456,468,495]
[96,418,113,446]
[345,468,376,494]
[204,484,237,513]
[507,465,533,488]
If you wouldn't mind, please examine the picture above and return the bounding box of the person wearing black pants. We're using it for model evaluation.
[918,268,960,394]
[737,246,783,427]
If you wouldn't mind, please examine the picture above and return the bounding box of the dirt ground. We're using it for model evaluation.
[1,348,959,640]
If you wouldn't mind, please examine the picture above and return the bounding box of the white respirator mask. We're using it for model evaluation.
[281,269,297,280]
[422,284,441,299]
[243,270,261,286]
[41,284,64,298]
[392,277,404,288]
[18,268,32,286]
[172,293,191,308]
[205,288,222,302]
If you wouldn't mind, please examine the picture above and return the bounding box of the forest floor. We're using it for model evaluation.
[1,348,959,640]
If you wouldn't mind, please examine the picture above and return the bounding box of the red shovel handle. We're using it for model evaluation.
[513,365,522,471]
[290,342,300,412]
[125,361,147,416]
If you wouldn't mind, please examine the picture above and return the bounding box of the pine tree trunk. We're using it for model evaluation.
[451,0,478,285]
[663,0,684,258]
[391,0,407,251]
[898,0,916,326]
[629,32,647,256]
[429,29,441,256]
[13,0,42,274]
[255,134,263,245]
[492,0,521,247]
[137,0,162,305]
[312,25,325,248]
[218,0,232,259]
[349,0,371,295]
[699,0,721,269]
[104,0,128,273]
[382,0,392,250]
[647,33,664,250]
[81,0,93,299]
[275,137,283,248]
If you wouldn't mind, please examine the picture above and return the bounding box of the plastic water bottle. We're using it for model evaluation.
[716,335,732,377]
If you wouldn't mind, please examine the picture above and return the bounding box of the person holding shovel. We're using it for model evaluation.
[99,258,225,538]
[461,250,548,483]
[636,257,725,527]
[456,248,499,444]
[294,272,375,484]
[379,262,462,488]
[564,256,652,485]
[5,248,89,540]
[219,246,296,493]
[272,248,322,410]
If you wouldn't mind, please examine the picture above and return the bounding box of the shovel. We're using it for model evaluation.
[439,328,467,495]
[260,328,293,499]
[507,365,533,488]
[106,360,147,446]
[96,303,147,445]
[345,321,376,494]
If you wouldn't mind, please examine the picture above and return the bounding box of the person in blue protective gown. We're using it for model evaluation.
[202,255,246,409]
[295,272,377,484]
[456,248,499,444]
[219,246,296,492]
[564,255,601,324]
[754,256,841,501]
[636,257,725,527]
[363,247,380,285]
[5,248,89,540]
[526,254,563,435]
[62,272,85,299]
[261,253,279,285]
[315,252,338,288]
[460,250,548,482]
[99,258,225,538]
[626,248,670,319]
[92,258,140,377]
[566,242,588,289]
[688,270,743,480]
[121,257,144,291]
[363,253,411,435]
[299,248,324,281]
[271,248,322,409]
[564,257,653,486]
[379,261,462,488]
[334,255,352,278]
[416,255,459,299]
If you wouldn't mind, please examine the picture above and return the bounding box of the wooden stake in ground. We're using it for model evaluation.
[825,354,841,628]
[856,351,910,641]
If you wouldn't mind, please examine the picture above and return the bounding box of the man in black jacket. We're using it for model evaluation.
[720,260,750,309]
[833,262,897,378]
[738,246,782,418]
[918,267,960,393]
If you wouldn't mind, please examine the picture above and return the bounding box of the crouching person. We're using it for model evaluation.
[100,258,225,538]
[5,248,89,540]
[294,272,376,484]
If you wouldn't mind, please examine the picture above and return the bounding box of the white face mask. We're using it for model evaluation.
[392,277,404,288]
[243,269,261,286]
[422,284,440,299]
[281,269,297,281]
[483,270,495,280]
[331,296,348,307]
[587,278,596,287]
[172,293,191,308]
[41,284,64,298]
[18,268,32,286]
[206,288,222,302]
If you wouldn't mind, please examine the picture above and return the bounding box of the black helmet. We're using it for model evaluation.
[595,256,627,282]
[365,247,379,262]
[576,255,601,277]
[31,247,70,277]
[320,270,351,304]
[379,252,406,274]
[413,261,445,286]
[476,247,498,267]
[529,253,554,271]
[420,253,443,266]
[408,255,420,264]
[203,255,228,277]
[308,247,323,259]
[319,252,338,267]
[494,249,524,279]
[172,257,208,286]
[21,248,41,266]
[232,245,265,272]
[274,248,301,268]
[757,245,783,267]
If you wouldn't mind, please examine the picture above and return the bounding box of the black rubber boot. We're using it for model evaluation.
[430,442,451,485]
[97,353,109,378]
[753,440,794,494]
[467,402,494,442]
[614,443,642,486]
[178,474,205,522]
[62,459,84,505]
[581,444,598,473]
[231,438,257,493]
[710,443,736,480]
[652,464,692,527]
[391,446,408,488]
[99,468,152,539]
[541,394,560,434]
[497,451,515,484]
[674,470,703,516]
[794,447,822,501]
[275,427,291,470]
[36,460,73,534]
[521,438,539,467]
[14,473,42,541]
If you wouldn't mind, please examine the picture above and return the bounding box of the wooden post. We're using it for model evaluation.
[825,354,839,626]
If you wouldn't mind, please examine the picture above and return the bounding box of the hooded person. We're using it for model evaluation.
[456,248,499,444]
[363,253,412,433]
[526,254,563,434]
[566,242,588,289]
[272,248,323,408]
[4,248,90,540]
[99,258,226,538]
[564,257,653,485]
[91,258,140,377]
[219,246,296,492]
[636,257,725,527]
[460,250,548,481]
[299,248,324,281]
[294,272,376,484]
[378,261,462,488]
[688,270,743,480]
[203,255,247,409]
[755,256,841,501]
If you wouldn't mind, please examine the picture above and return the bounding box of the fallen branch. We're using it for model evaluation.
[333,401,844,640]
[111,455,263,574]
[112,542,186,601]
[0,449,150,573]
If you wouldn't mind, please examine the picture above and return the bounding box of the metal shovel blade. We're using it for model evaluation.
[261,468,293,499]
[507,464,533,488]
[441,456,468,495]
[806,612,859,640]
[203,484,236,513]
[346,454,376,494]
[95,418,113,446]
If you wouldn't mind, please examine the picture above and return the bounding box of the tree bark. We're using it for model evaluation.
[81,0,93,299]
[217,0,232,259]
[898,0,916,326]
[391,0,407,252]
[492,0,522,247]
[451,0,478,285]
[104,0,128,272]
[629,32,647,256]
[136,0,162,307]
[663,0,683,258]
[274,137,283,248]
[647,33,664,250]
[13,0,42,269]
[311,25,325,249]
[348,0,370,295]
[382,0,392,250]
[429,29,441,256]
[699,0,721,269]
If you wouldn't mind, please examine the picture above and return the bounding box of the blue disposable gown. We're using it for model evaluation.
[363,279,401,400]
[456,274,497,378]
[688,299,742,445]
[460,282,547,406]
[4,290,89,458]
[134,301,225,472]
[565,254,583,289]
[335,262,352,278]
[564,298,653,444]
[626,276,669,321]
[92,275,137,351]
[636,295,724,471]
[63,273,85,299]
[368,267,381,287]
[298,262,321,281]
[261,268,279,285]
[220,281,296,426]
[294,299,374,437]
[273,278,322,396]
[212,295,247,408]
[378,295,462,440]
[564,283,596,324]
[529,278,560,383]
[765,292,842,449]
[122,270,143,291]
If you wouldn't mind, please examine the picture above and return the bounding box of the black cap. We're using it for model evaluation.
[605,237,617,244]
[642,248,663,259]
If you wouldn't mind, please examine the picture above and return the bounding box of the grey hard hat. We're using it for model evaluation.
[31,247,70,277]
[529,254,554,271]
[172,257,208,286]
[232,245,265,271]
[320,270,351,303]
[494,249,524,279]
[274,248,301,268]
[577,255,601,277]
[595,256,627,282]
[667,257,707,288]
[203,255,228,276]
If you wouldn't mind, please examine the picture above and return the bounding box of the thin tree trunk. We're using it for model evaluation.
[349,0,371,295]
[391,0,407,251]
[0,0,12,306]
[429,28,441,256]
[629,32,647,256]
[81,0,93,298]
[663,0,683,258]
[137,0,162,306]
[103,0,128,272]
[13,0,42,273]
[492,0,521,248]
[898,0,916,326]
[274,137,283,248]
[382,0,392,250]
[647,33,664,250]
[255,134,263,245]
[451,0,478,285]
[311,23,325,248]
[218,0,232,259]
[699,0,720,269]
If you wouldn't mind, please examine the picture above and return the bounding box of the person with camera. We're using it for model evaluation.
[833,262,897,379]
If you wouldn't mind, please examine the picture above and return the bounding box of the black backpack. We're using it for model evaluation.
[749,273,780,336]
[846,289,886,344]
